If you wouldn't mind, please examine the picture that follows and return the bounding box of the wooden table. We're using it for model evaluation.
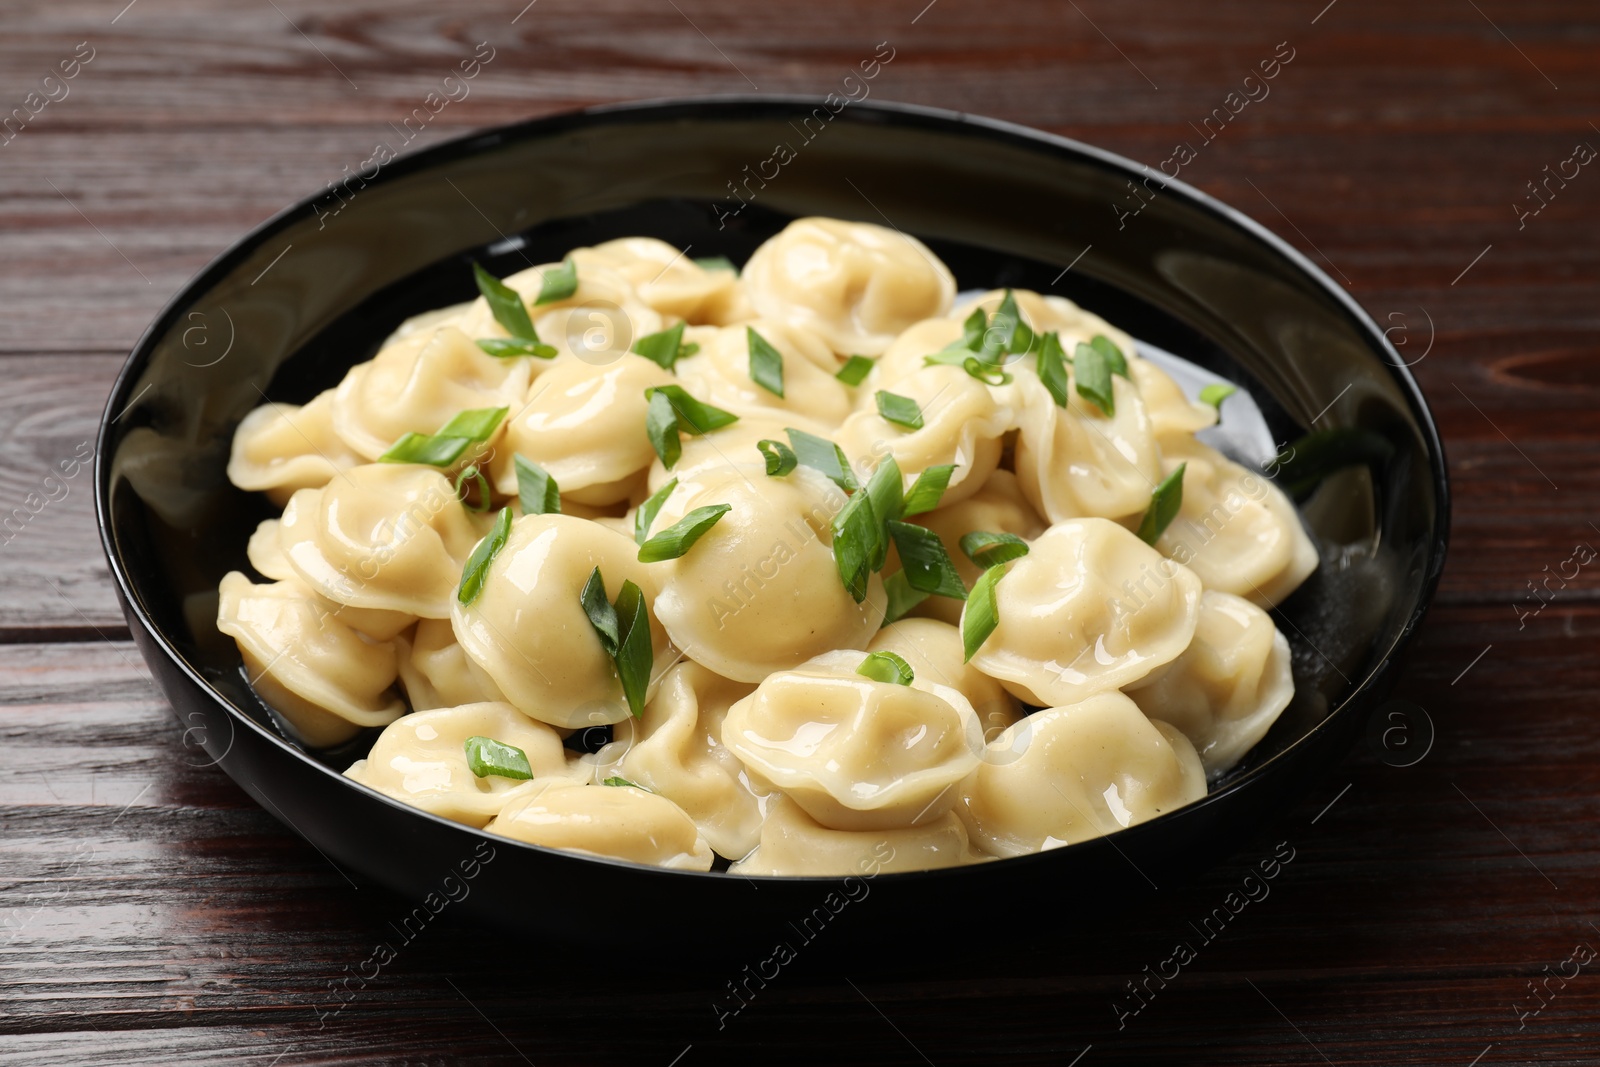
[3,0,1597,1062]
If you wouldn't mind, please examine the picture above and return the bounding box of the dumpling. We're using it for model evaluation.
[452,260,665,366]
[1126,591,1294,776]
[617,661,765,860]
[396,616,508,711]
[488,354,675,506]
[1012,371,1162,522]
[741,217,956,356]
[957,692,1206,856]
[1126,358,1216,441]
[872,317,967,387]
[673,320,853,428]
[484,779,714,870]
[950,288,1137,357]
[647,466,882,683]
[730,795,984,876]
[641,408,835,495]
[330,325,529,461]
[227,391,362,506]
[902,470,1047,626]
[721,649,982,831]
[836,365,1013,508]
[967,518,1202,707]
[216,571,404,747]
[277,464,489,620]
[867,619,1023,747]
[343,701,576,826]
[248,518,414,641]
[570,237,749,324]
[450,513,674,728]
[1153,438,1318,608]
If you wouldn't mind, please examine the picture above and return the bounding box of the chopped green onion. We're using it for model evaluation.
[963,356,1013,386]
[379,406,507,467]
[476,337,558,359]
[634,478,677,546]
[961,563,1007,662]
[857,650,914,686]
[645,385,740,435]
[1036,331,1071,408]
[747,327,785,397]
[757,439,797,476]
[901,464,957,516]
[514,454,561,516]
[536,259,578,304]
[581,566,619,656]
[881,570,930,625]
[645,390,683,469]
[923,348,970,367]
[959,530,1030,568]
[1089,333,1129,377]
[959,305,987,350]
[694,255,738,275]
[463,735,533,780]
[875,390,924,430]
[835,355,876,386]
[632,322,699,371]
[887,521,967,600]
[785,427,859,491]
[473,262,537,341]
[457,506,513,605]
[981,289,1033,362]
[454,464,491,512]
[638,504,731,562]
[613,580,652,718]
[1136,463,1187,545]
[1074,342,1115,417]
[1199,382,1237,411]
[603,775,648,789]
[864,456,904,570]
[830,490,878,604]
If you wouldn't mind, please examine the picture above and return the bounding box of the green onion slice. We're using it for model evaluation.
[463,735,533,780]
[638,504,731,562]
[856,650,914,686]
[476,337,558,359]
[693,255,738,275]
[875,390,924,430]
[580,566,619,657]
[473,262,537,341]
[785,427,859,491]
[757,439,797,476]
[634,478,677,546]
[886,520,967,600]
[961,563,1007,662]
[959,530,1030,569]
[747,327,785,397]
[457,506,513,605]
[1073,342,1115,417]
[881,570,931,626]
[1135,463,1187,545]
[1036,331,1071,408]
[632,322,699,371]
[1089,333,1129,377]
[536,259,578,304]
[613,580,652,719]
[454,464,491,512]
[1199,382,1237,411]
[514,454,560,515]
[901,464,957,516]
[835,355,875,386]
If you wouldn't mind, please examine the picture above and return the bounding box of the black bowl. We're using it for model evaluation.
[96,96,1448,958]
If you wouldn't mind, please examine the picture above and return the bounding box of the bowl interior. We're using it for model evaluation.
[99,98,1446,886]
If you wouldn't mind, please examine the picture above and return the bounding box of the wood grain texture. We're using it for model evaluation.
[2,0,1598,1062]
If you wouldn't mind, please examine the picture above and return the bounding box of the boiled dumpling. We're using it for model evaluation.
[1012,371,1162,522]
[867,619,1023,748]
[452,260,665,367]
[570,237,749,324]
[616,661,765,860]
[485,779,714,870]
[1153,437,1318,608]
[673,320,853,428]
[647,466,881,683]
[721,649,982,831]
[950,288,1137,357]
[641,409,835,495]
[836,364,1012,508]
[898,469,1046,627]
[277,464,488,620]
[330,325,529,461]
[957,692,1206,856]
[247,517,413,641]
[730,795,984,876]
[489,354,675,506]
[396,616,508,711]
[216,571,404,747]
[741,217,956,356]
[344,701,576,826]
[227,390,362,506]
[872,317,967,386]
[450,513,673,728]
[1126,590,1294,776]
[967,518,1202,707]
[1127,358,1216,440]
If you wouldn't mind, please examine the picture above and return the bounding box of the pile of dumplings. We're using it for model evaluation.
[219,217,1318,876]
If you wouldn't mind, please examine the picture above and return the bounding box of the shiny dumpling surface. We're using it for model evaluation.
[647,466,881,683]
[277,464,489,619]
[396,616,508,711]
[721,649,982,831]
[571,237,749,324]
[967,518,1203,707]
[741,217,956,356]
[867,619,1023,748]
[226,390,361,506]
[216,571,404,747]
[451,513,673,728]
[730,795,984,876]
[1127,590,1295,776]
[344,701,577,826]
[485,779,714,870]
[1012,370,1162,523]
[672,320,853,429]
[957,692,1206,857]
